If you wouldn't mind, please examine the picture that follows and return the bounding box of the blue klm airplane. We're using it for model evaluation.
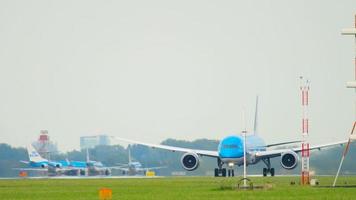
[17,145,113,176]
[116,97,347,177]
[16,145,87,175]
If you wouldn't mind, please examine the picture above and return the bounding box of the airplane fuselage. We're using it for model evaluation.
[218,135,266,166]
[127,162,144,175]
[29,161,48,168]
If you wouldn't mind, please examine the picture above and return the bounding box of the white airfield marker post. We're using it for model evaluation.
[242,110,247,188]
[243,130,247,187]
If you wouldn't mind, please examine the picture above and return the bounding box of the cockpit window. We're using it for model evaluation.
[223,144,238,149]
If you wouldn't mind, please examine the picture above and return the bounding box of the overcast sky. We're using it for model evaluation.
[0,0,355,151]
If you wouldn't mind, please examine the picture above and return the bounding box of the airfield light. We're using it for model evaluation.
[228,162,234,167]
[19,171,27,178]
[146,171,156,176]
[99,188,112,200]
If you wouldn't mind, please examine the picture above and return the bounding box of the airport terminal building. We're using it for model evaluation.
[80,135,111,149]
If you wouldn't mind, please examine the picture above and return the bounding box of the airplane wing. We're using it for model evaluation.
[252,140,302,149]
[115,163,129,167]
[112,167,129,172]
[255,140,348,159]
[114,137,219,157]
[141,166,167,171]
[13,168,47,171]
[105,166,128,170]
[265,140,301,147]
[128,167,166,173]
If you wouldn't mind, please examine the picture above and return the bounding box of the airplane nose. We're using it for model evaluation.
[219,148,244,158]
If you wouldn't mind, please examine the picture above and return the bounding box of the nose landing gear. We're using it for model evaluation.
[214,158,235,177]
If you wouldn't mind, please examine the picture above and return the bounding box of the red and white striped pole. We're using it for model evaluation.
[300,77,310,185]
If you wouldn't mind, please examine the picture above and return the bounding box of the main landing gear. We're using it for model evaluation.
[214,168,226,177]
[227,169,234,177]
[214,158,235,177]
[262,158,275,177]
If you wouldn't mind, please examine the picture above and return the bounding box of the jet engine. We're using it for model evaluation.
[105,169,111,176]
[280,151,298,170]
[181,152,200,171]
[40,163,48,168]
[49,162,62,168]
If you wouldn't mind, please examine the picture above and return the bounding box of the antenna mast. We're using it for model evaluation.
[333,14,356,187]
[242,110,247,187]
[300,76,310,185]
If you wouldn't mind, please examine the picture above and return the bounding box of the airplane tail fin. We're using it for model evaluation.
[128,145,132,164]
[86,148,90,162]
[27,145,47,163]
[253,96,259,135]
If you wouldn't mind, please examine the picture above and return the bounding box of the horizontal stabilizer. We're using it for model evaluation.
[20,160,29,164]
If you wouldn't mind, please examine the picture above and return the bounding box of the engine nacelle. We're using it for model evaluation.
[181,152,200,171]
[40,163,48,168]
[49,162,62,168]
[280,151,298,170]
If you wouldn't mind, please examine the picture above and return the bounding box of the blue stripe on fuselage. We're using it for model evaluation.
[218,135,266,159]
[30,160,87,168]
[29,161,48,168]
[61,161,87,168]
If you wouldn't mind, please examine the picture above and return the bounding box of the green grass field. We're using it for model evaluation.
[1,176,356,200]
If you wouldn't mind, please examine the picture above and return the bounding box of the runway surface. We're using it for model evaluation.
[0,175,164,180]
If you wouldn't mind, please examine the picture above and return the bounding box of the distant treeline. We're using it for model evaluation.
[0,139,355,177]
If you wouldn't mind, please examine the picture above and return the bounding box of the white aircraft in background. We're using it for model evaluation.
[117,145,166,175]
[84,149,114,176]
[115,97,347,177]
